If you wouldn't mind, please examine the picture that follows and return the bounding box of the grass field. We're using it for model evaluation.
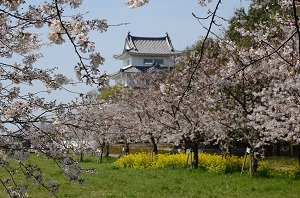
[1,154,300,198]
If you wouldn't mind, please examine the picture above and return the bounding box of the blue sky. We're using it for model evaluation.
[86,0,250,74]
[33,0,251,102]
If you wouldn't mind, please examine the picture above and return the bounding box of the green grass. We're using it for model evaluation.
[1,154,300,198]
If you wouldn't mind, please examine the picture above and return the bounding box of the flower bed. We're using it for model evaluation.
[114,153,300,178]
[114,152,249,173]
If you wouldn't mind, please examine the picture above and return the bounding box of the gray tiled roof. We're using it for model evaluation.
[109,66,143,79]
[122,66,142,73]
[110,65,171,78]
[114,33,182,58]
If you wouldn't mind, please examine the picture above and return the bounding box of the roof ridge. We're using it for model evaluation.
[128,32,167,40]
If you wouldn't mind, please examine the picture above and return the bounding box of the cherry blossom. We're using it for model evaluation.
[126,0,150,8]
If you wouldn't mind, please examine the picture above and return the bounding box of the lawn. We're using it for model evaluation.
[1,154,300,198]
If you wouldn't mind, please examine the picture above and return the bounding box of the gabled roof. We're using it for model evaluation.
[109,64,171,80]
[114,32,182,59]
[109,66,142,80]
[121,66,142,73]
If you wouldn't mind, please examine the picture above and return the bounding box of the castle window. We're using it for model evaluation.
[144,59,163,65]
[144,59,153,65]
[154,59,163,65]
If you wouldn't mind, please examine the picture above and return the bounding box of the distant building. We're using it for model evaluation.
[110,32,182,86]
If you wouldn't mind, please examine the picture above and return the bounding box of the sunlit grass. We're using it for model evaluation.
[1,154,300,198]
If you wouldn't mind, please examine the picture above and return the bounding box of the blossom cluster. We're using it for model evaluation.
[126,0,149,8]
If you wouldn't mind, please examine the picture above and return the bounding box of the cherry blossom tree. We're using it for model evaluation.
[144,0,300,173]
[156,41,224,167]
[57,107,97,162]
[119,73,174,155]
[109,102,141,154]
[0,0,132,196]
[239,0,300,165]
[190,0,300,173]
[56,99,117,163]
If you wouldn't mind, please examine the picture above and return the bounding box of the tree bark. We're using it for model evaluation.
[150,136,158,155]
[79,151,84,162]
[192,141,199,169]
[98,143,106,163]
[183,137,188,153]
[123,142,129,155]
[249,151,258,177]
[298,143,300,166]
[105,142,110,157]
[98,150,103,163]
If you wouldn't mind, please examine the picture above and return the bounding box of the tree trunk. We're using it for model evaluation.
[226,145,232,154]
[272,142,280,156]
[123,142,129,155]
[105,142,110,157]
[79,151,84,162]
[298,143,300,166]
[97,144,105,163]
[183,137,188,153]
[224,139,231,154]
[150,136,158,155]
[249,151,258,177]
[98,150,103,163]
[192,141,199,169]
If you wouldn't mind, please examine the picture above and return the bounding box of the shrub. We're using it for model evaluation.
[113,152,153,169]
